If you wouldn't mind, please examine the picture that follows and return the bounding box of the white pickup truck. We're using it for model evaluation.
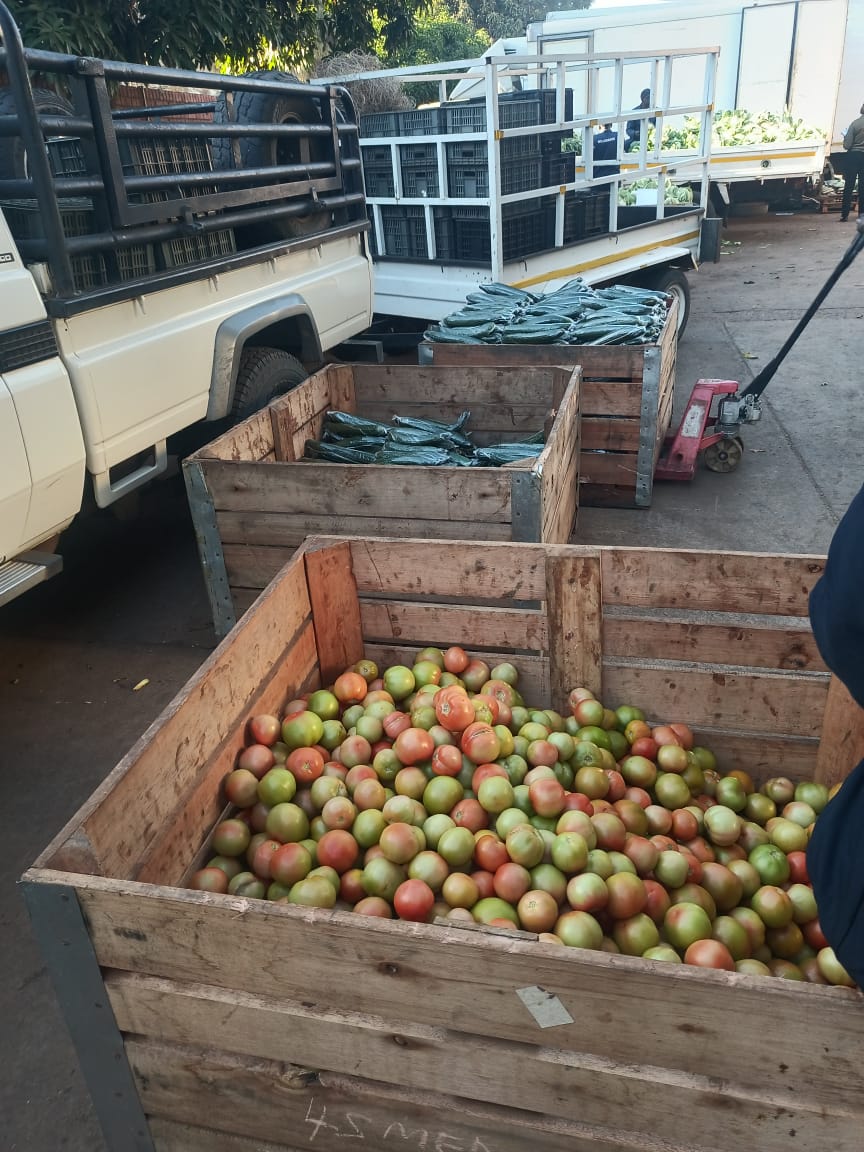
[0,0,373,605]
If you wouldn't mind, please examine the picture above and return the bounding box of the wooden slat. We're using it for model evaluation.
[582,417,641,452]
[690,728,819,783]
[547,550,602,704]
[815,675,864,786]
[216,509,510,550]
[110,976,862,1152]
[191,407,274,464]
[351,363,572,408]
[133,618,319,887]
[344,538,549,601]
[579,483,639,508]
[603,661,829,737]
[538,368,581,545]
[36,553,314,879]
[358,401,555,435]
[204,461,513,522]
[140,1044,689,1152]
[603,614,827,672]
[359,599,547,653]
[602,548,825,616]
[364,643,550,706]
[305,542,364,685]
[224,542,295,590]
[421,342,649,385]
[39,873,863,1109]
[579,451,639,488]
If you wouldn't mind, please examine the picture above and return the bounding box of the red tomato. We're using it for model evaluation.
[529,777,566,818]
[642,878,671,924]
[450,798,487,833]
[431,744,464,777]
[563,792,594,815]
[606,872,647,919]
[435,689,475,733]
[472,763,508,791]
[460,722,501,765]
[803,917,828,950]
[383,711,412,740]
[493,862,532,903]
[624,786,652,809]
[443,646,470,674]
[333,671,368,705]
[669,723,695,751]
[354,896,392,918]
[286,746,324,785]
[340,868,366,904]
[604,769,627,802]
[393,727,435,766]
[471,694,501,724]
[471,869,496,899]
[316,829,359,874]
[394,878,435,922]
[787,850,810,885]
[630,736,659,761]
[685,939,735,971]
[671,808,699,842]
[475,835,509,873]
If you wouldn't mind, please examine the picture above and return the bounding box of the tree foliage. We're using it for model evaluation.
[8,0,429,73]
[458,0,591,42]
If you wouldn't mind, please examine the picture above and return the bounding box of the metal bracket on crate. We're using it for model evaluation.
[20,880,157,1152]
[184,459,237,640]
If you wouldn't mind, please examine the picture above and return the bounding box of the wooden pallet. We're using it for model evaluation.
[186,362,581,637]
[420,297,678,509]
[23,536,864,1152]
[819,192,857,214]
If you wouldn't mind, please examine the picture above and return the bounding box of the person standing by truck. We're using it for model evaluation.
[840,103,864,221]
[593,124,620,175]
[626,89,655,150]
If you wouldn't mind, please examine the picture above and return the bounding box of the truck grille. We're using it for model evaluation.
[0,320,58,374]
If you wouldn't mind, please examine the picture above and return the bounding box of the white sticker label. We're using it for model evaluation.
[516,985,574,1029]
[680,402,706,438]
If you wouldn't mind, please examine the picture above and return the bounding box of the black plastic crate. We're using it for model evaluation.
[361,144,393,165]
[541,131,572,155]
[443,98,543,135]
[617,204,695,228]
[563,187,612,242]
[502,198,556,260]
[379,205,428,259]
[448,156,542,198]
[399,142,438,166]
[359,111,400,138]
[542,153,576,186]
[46,137,87,177]
[363,161,396,198]
[400,161,439,198]
[445,135,541,165]
[396,108,444,136]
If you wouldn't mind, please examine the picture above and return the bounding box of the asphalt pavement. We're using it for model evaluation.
[1,209,862,1151]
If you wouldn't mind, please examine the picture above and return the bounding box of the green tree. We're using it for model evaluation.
[460,0,591,41]
[391,1,491,68]
[9,0,428,73]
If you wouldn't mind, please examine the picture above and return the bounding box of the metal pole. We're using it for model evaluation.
[485,57,503,280]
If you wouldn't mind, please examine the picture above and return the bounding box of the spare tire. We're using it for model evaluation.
[0,87,80,180]
[212,70,333,238]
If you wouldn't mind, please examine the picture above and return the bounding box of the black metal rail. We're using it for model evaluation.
[0,0,367,299]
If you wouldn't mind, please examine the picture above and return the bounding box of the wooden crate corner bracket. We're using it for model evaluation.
[545,548,603,707]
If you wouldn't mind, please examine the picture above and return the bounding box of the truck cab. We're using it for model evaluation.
[0,0,373,604]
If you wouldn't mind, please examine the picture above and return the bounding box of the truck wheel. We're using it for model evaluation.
[232,347,308,419]
[641,267,691,337]
[212,71,331,238]
[0,87,79,179]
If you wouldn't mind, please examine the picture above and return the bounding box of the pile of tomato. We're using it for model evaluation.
[190,646,855,987]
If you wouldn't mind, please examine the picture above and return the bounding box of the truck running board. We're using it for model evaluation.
[0,552,63,607]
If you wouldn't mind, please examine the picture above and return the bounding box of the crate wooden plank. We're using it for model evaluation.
[139,1044,682,1152]
[815,675,864,787]
[35,553,314,879]
[582,417,642,453]
[603,614,827,673]
[538,368,581,545]
[204,461,513,522]
[579,451,639,489]
[132,618,319,887]
[49,875,863,1107]
[580,483,639,508]
[603,661,829,737]
[359,599,547,653]
[358,401,556,435]
[351,363,573,408]
[285,363,358,462]
[214,509,511,549]
[305,541,364,685]
[422,342,649,383]
[194,408,274,463]
[223,543,295,590]
[109,975,860,1152]
[689,729,820,781]
[601,549,825,616]
[547,550,602,701]
[343,538,549,602]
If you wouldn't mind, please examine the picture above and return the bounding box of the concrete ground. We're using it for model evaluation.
[1,211,861,1151]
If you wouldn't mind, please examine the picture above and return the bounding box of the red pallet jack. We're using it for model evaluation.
[656,217,864,480]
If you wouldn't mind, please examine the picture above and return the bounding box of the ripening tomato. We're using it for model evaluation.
[316,829,359,874]
[443,647,470,674]
[394,878,435,922]
[494,862,532,903]
[435,689,475,733]
[471,869,496,899]
[450,797,487,833]
[442,872,480,910]
[238,744,276,779]
[529,777,566,818]
[475,834,509,873]
[685,939,735,971]
[518,890,559,933]
[461,722,501,765]
[286,746,325,785]
[605,872,647,919]
[393,727,435,767]
[383,711,412,740]
[431,744,464,777]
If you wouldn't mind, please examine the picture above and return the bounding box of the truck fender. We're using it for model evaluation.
[208,296,322,420]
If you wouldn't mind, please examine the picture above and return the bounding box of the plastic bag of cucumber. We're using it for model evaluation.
[424,280,671,347]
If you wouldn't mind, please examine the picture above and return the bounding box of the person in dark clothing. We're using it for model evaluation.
[626,88,655,150]
[840,103,864,221]
[593,124,620,175]
[806,480,864,987]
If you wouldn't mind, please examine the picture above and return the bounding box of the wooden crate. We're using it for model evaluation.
[23,536,864,1152]
[185,362,581,638]
[419,297,678,509]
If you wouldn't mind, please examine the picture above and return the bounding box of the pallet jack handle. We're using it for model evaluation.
[741,218,864,401]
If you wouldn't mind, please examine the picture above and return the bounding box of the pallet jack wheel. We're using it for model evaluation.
[704,436,744,473]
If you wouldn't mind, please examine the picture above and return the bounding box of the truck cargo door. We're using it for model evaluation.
[736,3,797,112]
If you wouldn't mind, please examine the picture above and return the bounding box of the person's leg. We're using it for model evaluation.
[854,154,864,216]
[841,156,855,219]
